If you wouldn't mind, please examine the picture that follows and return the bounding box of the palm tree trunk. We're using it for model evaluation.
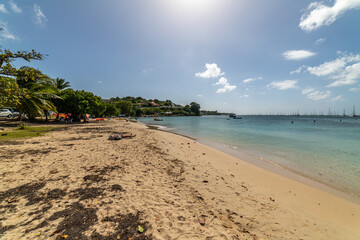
[19,109,23,122]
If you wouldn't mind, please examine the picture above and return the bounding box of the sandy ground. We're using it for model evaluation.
[0,120,359,240]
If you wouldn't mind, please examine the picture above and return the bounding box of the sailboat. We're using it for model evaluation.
[350,106,357,117]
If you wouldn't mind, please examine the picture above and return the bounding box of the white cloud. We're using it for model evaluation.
[34,4,47,27]
[10,1,22,13]
[307,52,360,87]
[267,80,299,90]
[332,95,344,102]
[302,88,332,100]
[215,77,236,93]
[215,77,228,85]
[302,88,315,94]
[0,4,9,14]
[0,22,17,40]
[327,62,360,87]
[98,81,103,84]
[243,94,250,98]
[197,94,203,97]
[308,58,347,77]
[243,77,262,83]
[196,63,224,78]
[283,50,316,60]
[307,90,332,100]
[314,38,326,45]
[290,66,304,74]
[299,0,360,32]
[349,87,360,92]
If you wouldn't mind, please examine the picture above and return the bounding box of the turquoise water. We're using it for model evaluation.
[139,115,360,197]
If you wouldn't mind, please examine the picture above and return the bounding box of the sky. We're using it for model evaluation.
[1,0,360,115]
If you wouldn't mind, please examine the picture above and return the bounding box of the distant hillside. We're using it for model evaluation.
[104,96,201,116]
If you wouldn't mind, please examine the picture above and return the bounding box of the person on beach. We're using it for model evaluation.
[108,133,136,140]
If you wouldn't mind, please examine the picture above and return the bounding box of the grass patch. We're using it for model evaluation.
[0,126,61,141]
[16,123,29,130]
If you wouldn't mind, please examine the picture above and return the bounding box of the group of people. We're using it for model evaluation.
[59,114,73,123]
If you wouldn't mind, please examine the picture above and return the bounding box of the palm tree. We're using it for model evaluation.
[15,67,60,121]
[17,80,60,121]
[54,78,70,91]
[53,78,71,120]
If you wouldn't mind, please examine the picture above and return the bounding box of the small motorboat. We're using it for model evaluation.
[154,117,163,121]
[229,113,242,119]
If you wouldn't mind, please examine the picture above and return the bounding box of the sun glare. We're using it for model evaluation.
[167,0,221,14]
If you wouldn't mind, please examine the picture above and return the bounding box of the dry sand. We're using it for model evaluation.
[0,120,359,240]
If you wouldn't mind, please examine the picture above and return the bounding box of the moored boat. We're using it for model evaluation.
[154,117,163,121]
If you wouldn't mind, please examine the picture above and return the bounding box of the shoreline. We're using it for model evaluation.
[199,139,360,205]
[145,121,360,238]
[143,122,360,205]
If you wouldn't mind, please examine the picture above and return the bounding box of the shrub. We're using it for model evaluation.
[16,123,29,130]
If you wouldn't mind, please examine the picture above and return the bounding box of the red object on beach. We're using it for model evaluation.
[95,118,105,121]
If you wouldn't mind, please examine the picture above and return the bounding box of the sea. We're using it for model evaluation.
[139,115,360,199]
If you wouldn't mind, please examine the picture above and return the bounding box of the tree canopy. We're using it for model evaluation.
[190,102,201,116]
[54,78,71,91]
[114,100,133,116]
[0,76,23,107]
[0,49,46,108]
[0,49,44,77]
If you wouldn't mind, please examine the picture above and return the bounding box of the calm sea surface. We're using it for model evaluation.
[139,115,360,197]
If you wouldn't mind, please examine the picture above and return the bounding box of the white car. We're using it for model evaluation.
[0,109,13,118]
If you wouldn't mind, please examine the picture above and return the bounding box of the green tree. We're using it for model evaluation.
[184,105,191,114]
[103,103,118,117]
[134,108,143,117]
[54,78,71,91]
[92,101,106,117]
[15,69,60,121]
[109,96,121,103]
[164,100,173,107]
[136,96,145,103]
[115,100,133,116]
[0,48,45,108]
[56,89,104,121]
[0,77,23,107]
[0,49,44,74]
[190,102,201,116]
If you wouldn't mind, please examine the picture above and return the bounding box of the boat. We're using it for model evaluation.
[154,117,163,121]
[229,113,242,119]
[350,105,357,117]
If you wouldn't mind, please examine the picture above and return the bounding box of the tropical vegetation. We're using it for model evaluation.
[108,96,201,116]
[0,47,201,122]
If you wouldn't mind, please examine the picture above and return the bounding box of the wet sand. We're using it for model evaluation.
[0,120,359,239]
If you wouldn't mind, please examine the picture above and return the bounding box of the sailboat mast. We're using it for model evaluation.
[353,105,356,117]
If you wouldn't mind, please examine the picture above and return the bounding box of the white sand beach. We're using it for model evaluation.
[0,120,359,240]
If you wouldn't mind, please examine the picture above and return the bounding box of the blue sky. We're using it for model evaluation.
[1,0,360,114]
